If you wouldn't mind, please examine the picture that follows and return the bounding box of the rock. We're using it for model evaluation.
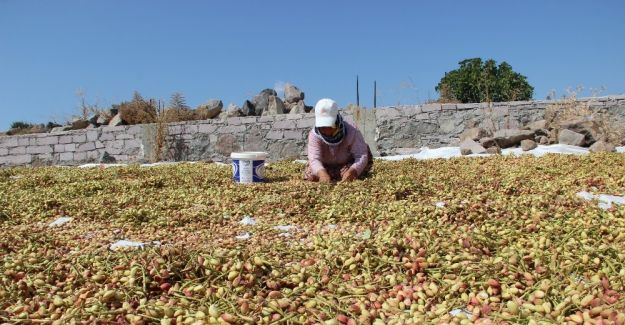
[521,139,537,151]
[305,105,313,113]
[99,151,116,163]
[51,126,71,133]
[288,101,306,114]
[87,114,99,125]
[589,140,616,153]
[535,135,549,145]
[525,120,547,131]
[460,139,486,155]
[479,137,497,149]
[196,100,223,119]
[261,88,277,96]
[252,89,277,116]
[284,83,304,103]
[548,130,558,144]
[70,119,89,130]
[225,104,242,117]
[557,117,601,145]
[493,129,535,148]
[96,115,111,125]
[241,100,256,116]
[486,146,502,155]
[262,96,285,116]
[108,113,123,126]
[460,127,491,142]
[558,129,585,146]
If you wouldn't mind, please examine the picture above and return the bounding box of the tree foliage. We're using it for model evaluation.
[436,58,534,103]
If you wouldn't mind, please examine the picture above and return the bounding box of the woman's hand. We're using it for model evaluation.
[318,169,332,183]
[340,168,358,182]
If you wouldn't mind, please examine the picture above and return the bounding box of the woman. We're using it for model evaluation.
[304,98,373,183]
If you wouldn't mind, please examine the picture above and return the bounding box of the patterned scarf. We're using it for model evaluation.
[314,113,347,145]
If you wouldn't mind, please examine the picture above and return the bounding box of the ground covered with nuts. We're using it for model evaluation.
[1,154,624,324]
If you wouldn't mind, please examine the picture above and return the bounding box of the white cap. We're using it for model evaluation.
[314,98,339,127]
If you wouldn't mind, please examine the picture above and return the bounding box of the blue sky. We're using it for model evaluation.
[1,0,624,131]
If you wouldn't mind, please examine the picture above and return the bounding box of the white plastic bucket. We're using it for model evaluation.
[231,152,268,183]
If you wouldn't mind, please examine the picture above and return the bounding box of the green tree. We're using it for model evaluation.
[436,58,534,103]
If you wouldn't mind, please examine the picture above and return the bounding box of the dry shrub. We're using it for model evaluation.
[6,124,48,136]
[151,105,169,162]
[118,98,157,125]
[162,108,196,123]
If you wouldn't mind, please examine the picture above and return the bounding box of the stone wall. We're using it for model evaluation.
[1,96,624,167]
[373,96,625,155]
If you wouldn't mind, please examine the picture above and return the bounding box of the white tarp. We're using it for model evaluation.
[109,240,161,251]
[48,216,73,227]
[577,191,625,210]
[78,163,127,169]
[378,144,602,161]
[235,232,251,240]
[239,216,257,226]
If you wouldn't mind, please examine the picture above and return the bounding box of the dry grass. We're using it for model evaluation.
[151,103,169,163]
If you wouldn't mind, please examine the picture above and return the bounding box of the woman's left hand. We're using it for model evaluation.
[340,168,358,182]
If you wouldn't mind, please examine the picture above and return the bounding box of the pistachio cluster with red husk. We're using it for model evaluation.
[1,153,624,324]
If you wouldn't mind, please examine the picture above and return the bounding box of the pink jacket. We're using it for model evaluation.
[307,120,370,176]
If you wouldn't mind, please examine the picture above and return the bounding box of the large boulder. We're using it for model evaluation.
[252,89,277,116]
[493,129,535,148]
[557,117,601,146]
[108,113,123,126]
[241,100,256,116]
[558,129,585,146]
[288,101,307,114]
[96,114,111,126]
[535,135,549,145]
[71,118,90,130]
[521,139,537,151]
[262,96,285,116]
[460,127,491,142]
[87,113,100,126]
[589,140,616,153]
[284,83,304,103]
[225,103,242,118]
[479,137,497,149]
[460,139,486,155]
[196,100,223,119]
[524,120,547,131]
[51,126,71,133]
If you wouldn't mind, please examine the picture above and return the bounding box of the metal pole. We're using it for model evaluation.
[356,75,360,107]
[374,80,377,108]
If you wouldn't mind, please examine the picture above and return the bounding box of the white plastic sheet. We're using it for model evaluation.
[48,216,73,227]
[109,240,160,251]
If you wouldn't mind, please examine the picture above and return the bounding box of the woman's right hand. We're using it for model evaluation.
[318,169,331,183]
